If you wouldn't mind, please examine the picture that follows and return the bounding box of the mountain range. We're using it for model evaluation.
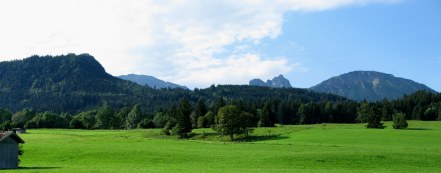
[0,54,345,113]
[0,54,437,114]
[118,74,187,89]
[310,71,436,101]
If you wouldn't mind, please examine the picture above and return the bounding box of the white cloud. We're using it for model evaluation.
[0,0,399,88]
[172,53,293,87]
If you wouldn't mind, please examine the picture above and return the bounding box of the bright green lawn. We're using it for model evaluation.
[5,121,441,172]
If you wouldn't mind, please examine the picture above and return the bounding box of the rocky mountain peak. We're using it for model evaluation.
[249,74,292,88]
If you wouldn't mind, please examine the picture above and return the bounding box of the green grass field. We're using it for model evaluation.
[6,121,441,172]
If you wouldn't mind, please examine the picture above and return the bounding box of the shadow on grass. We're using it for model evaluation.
[18,166,61,170]
[406,128,431,131]
[233,134,288,142]
[188,131,219,139]
[188,131,288,142]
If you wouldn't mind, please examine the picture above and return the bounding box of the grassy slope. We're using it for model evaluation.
[7,121,441,173]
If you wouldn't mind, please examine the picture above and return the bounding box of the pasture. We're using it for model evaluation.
[6,121,441,172]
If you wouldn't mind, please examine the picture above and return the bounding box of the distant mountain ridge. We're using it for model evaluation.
[118,74,188,89]
[249,75,292,88]
[310,71,436,101]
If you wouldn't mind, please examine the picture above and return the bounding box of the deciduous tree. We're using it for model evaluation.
[214,105,252,140]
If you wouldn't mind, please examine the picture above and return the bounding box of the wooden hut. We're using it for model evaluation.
[12,128,27,134]
[0,131,25,169]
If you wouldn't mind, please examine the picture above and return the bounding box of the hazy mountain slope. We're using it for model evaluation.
[310,71,436,101]
[118,74,187,89]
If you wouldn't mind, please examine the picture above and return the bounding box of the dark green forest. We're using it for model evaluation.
[0,54,440,137]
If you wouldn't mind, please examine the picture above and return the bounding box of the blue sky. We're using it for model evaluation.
[256,0,441,90]
[0,0,440,91]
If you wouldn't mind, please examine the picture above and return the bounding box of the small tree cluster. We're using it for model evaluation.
[162,98,193,138]
[191,99,207,129]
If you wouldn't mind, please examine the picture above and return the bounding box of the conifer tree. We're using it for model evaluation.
[392,112,408,129]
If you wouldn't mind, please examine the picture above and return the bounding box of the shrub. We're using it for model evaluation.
[392,112,408,129]
[137,119,155,129]
[152,112,167,128]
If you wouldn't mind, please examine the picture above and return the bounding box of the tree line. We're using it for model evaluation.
[1,90,440,139]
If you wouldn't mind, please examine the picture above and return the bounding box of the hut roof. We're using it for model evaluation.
[0,131,25,144]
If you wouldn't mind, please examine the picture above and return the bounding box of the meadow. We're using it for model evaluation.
[7,121,441,172]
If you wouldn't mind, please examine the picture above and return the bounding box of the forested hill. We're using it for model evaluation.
[0,54,176,113]
[310,71,436,101]
[196,85,345,103]
[0,54,348,114]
